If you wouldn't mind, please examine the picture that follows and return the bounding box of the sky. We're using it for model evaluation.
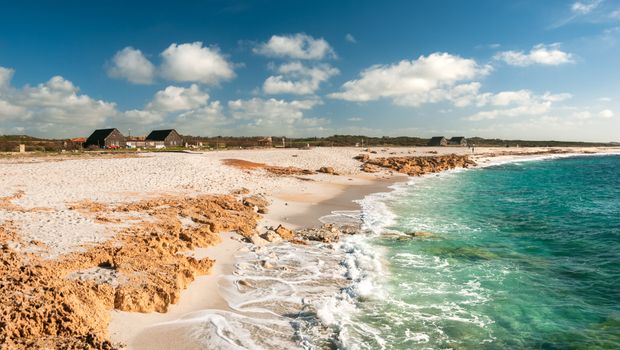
[0,0,619,141]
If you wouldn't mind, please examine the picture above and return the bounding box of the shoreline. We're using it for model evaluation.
[1,146,619,348]
[108,172,406,347]
[111,151,620,347]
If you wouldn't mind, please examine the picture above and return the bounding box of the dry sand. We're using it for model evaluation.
[1,145,619,348]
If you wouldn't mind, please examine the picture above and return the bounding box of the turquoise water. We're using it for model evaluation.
[351,155,620,349]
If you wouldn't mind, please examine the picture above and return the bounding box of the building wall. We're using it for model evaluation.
[104,129,126,147]
[164,131,183,147]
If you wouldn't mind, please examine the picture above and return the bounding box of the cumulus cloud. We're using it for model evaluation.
[263,62,339,95]
[173,101,229,134]
[160,42,235,85]
[494,43,574,66]
[0,70,118,135]
[229,97,320,123]
[254,33,336,60]
[329,52,491,106]
[466,91,572,121]
[227,97,326,135]
[112,84,216,129]
[106,47,156,84]
[146,84,210,112]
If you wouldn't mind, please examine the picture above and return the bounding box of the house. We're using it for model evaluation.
[257,137,273,147]
[84,128,126,148]
[125,137,147,149]
[145,129,183,148]
[448,136,467,146]
[428,136,447,146]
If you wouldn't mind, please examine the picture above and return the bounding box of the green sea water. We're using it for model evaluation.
[349,155,620,349]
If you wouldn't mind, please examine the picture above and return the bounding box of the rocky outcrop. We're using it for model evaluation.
[275,225,295,240]
[295,224,341,243]
[353,154,370,162]
[243,195,270,214]
[264,166,315,176]
[361,163,381,173]
[222,159,315,176]
[0,194,260,348]
[359,154,476,176]
[317,166,338,175]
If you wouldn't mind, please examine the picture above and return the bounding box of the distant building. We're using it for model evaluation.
[145,129,183,148]
[428,136,447,146]
[257,136,273,147]
[125,137,146,149]
[448,136,467,146]
[84,128,126,148]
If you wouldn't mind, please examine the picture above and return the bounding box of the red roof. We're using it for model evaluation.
[70,137,87,142]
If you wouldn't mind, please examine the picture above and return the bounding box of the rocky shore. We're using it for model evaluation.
[0,194,260,348]
[356,153,477,175]
[1,146,618,348]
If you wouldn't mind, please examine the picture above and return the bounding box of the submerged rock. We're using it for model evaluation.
[408,231,434,237]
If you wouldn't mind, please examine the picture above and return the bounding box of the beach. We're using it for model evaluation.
[1,146,619,348]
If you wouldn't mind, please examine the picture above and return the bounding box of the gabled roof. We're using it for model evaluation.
[86,128,117,143]
[449,136,466,141]
[145,129,178,141]
[429,136,446,141]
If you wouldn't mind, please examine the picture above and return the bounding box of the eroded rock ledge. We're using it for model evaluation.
[357,154,477,176]
[0,194,259,349]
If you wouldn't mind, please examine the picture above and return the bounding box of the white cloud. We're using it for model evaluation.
[475,90,533,106]
[599,109,614,118]
[0,100,28,120]
[263,62,339,95]
[345,33,357,43]
[0,71,118,135]
[466,91,572,121]
[254,33,336,60]
[160,42,235,85]
[174,101,229,134]
[348,117,362,122]
[106,47,156,84]
[229,97,320,124]
[571,1,601,14]
[146,84,210,112]
[495,43,574,66]
[329,52,491,106]
[598,97,612,102]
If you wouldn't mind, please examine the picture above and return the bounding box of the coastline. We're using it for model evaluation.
[1,146,619,348]
[111,150,620,348]
[108,172,406,347]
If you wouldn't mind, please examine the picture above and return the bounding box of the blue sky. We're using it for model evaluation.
[0,0,618,141]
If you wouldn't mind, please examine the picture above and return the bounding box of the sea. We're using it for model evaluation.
[163,154,620,350]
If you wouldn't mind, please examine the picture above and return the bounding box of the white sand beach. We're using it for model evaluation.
[1,146,619,348]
